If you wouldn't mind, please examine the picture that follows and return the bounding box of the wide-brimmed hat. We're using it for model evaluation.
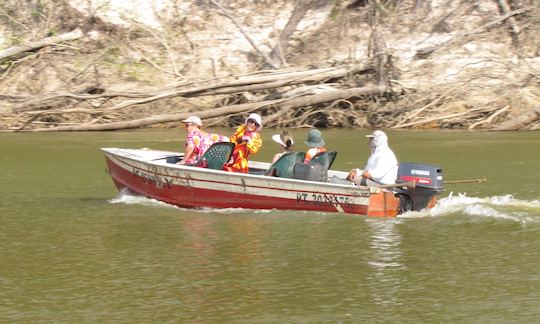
[181,115,202,127]
[304,129,325,148]
[366,130,387,141]
[272,131,294,148]
[245,113,263,131]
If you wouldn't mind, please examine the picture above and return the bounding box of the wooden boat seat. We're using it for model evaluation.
[308,151,337,169]
[190,142,235,170]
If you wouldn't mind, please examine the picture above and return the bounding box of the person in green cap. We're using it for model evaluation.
[303,128,327,163]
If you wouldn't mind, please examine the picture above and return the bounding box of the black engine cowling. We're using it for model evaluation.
[395,163,444,213]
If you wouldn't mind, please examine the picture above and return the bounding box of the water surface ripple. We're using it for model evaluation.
[1,129,539,322]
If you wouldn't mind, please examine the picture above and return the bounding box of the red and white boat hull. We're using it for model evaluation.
[102,148,401,217]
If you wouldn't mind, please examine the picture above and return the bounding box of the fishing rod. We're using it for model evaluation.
[444,177,487,184]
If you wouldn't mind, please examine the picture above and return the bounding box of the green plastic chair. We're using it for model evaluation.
[308,151,337,169]
[189,142,235,170]
[266,152,306,178]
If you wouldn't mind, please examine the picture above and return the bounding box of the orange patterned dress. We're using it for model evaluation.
[223,124,262,173]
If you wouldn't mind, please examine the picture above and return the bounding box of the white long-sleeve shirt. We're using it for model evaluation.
[363,143,398,184]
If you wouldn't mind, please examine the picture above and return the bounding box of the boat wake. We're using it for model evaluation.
[108,189,180,209]
[107,189,272,214]
[399,192,540,225]
[109,190,540,224]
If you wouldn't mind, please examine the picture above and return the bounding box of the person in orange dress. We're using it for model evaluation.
[303,128,326,163]
[223,113,263,173]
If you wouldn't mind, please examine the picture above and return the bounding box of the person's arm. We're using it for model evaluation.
[229,125,244,144]
[246,133,262,154]
[362,169,372,180]
[180,143,195,164]
[272,153,281,164]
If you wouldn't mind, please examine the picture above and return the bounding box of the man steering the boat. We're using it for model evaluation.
[347,130,398,186]
[224,113,263,173]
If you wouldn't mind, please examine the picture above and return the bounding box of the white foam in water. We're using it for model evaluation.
[107,189,271,214]
[109,190,539,223]
[108,189,180,209]
[399,192,540,225]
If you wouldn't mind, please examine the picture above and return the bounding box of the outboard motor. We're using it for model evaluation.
[395,163,444,213]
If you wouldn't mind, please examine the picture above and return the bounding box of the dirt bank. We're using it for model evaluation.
[1,0,539,131]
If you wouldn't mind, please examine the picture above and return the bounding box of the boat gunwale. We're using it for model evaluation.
[102,147,378,194]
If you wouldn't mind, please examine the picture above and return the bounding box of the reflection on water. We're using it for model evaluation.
[2,129,540,322]
[366,219,404,307]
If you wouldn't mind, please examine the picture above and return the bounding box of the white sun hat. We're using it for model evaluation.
[245,113,263,131]
[181,115,202,127]
[366,130,387,141]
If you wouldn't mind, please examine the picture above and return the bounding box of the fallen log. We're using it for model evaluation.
[0,28,84,62]
[264,85,386,124]
[394,106,489,129]
[492,109,540,131]
[26,85,386,131]
[28,99,282,131]
[9,64,373,114]
[468,105,509,129]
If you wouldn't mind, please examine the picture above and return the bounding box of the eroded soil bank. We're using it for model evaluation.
[1,0,539,131]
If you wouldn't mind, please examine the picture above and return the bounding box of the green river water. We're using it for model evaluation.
[1,129,539,322]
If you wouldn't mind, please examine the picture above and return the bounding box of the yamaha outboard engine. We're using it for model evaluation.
[395,163,444,213]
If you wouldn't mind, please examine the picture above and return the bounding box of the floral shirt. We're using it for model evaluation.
[184,129,209,164]
[184,131,230,165]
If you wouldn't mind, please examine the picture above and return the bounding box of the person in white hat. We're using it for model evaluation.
[179,115,228,165]
[224,113,263,173]
[346,130,398,185]
[271,130,294,164]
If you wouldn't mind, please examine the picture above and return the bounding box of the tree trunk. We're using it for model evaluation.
[269,0,315,66]
[0,28,83,62]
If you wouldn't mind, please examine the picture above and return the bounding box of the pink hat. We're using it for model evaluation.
[182,116,202,127]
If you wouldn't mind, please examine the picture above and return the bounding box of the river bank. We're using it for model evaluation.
[1,0,539,131]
